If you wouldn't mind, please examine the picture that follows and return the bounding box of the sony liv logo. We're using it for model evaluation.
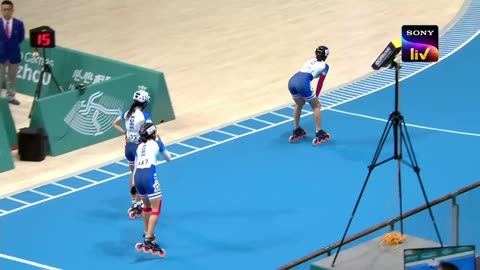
[401,25,439,62]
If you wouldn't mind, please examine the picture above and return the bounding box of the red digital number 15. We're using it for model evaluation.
[37,33,51,46]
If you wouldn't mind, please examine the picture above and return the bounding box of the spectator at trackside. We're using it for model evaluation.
[0,0,24,105]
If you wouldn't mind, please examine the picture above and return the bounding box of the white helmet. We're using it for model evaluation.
[133,90,150,104]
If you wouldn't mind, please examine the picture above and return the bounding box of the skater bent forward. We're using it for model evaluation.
[287,45,331,146]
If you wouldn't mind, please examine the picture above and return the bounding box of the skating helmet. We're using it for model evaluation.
[139,122,157,141]
[133,89,150,109]
[315,46,329,61]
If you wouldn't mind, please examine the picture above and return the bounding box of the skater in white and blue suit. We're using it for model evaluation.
[133,122,172,257]
[287,45,331,146]
[112,89,153,219]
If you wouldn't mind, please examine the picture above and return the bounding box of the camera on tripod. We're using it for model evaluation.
[330,38,443,268]
[28,26,64,118]
[371,39,402,70]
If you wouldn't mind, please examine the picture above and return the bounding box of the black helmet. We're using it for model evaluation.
[139,122,157,141]
[315,46,329,61]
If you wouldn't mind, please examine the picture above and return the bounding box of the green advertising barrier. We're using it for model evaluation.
[0,97,17,148]
[30,73,142,156]
[17,40,175,125]
[0,126,14,172]
[0,98,15,172]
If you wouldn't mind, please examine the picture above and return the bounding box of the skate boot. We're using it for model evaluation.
[133,203,143,217]
[128,203,143,219]
[312,130,331,146]
[289,127,307,143]
[143,233,157,242]
[135,236,166,257]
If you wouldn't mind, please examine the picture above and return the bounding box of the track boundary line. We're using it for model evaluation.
[328,108,480,137]
[0,253,62,270]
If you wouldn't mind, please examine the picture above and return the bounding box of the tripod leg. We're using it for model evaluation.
[331,167,375,267]
[397,122,404,236]
[48,71,64,93]
[331,114,395,266]
[369,113,396,165]
[29,69,46,118]
[400,120,444,246]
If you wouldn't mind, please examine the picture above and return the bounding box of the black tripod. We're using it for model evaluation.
[330,59,443,267]
[28,47,64,118]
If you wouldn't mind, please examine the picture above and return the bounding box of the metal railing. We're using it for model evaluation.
[278,181,480,270]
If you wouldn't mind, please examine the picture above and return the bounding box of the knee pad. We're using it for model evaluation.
[143,207,152,213]
[130,186,137,195]
[151,200,162,216]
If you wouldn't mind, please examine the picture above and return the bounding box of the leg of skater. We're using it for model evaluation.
[134,168,151,237]
[306,97,330,146]
[135,169,165,256]
[134,172,164,256]
[293,97,305,130]
[130,165,143,215]
[289,96,308,142]
[142,171,165,256]
[140,197,165,256]
[288,73,308,143]
[127,142,143,218]
[141,197,152,236]
[145,196,162,239]
[307,97,322,133]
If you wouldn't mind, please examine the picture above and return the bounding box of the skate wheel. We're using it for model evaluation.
[289,134,306,143]
[129,211,136,219]
[135,212,142,218]
[143,246,150,253]
[135,243,143,251]
[312,138,324,146]
[159,249,166,257]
